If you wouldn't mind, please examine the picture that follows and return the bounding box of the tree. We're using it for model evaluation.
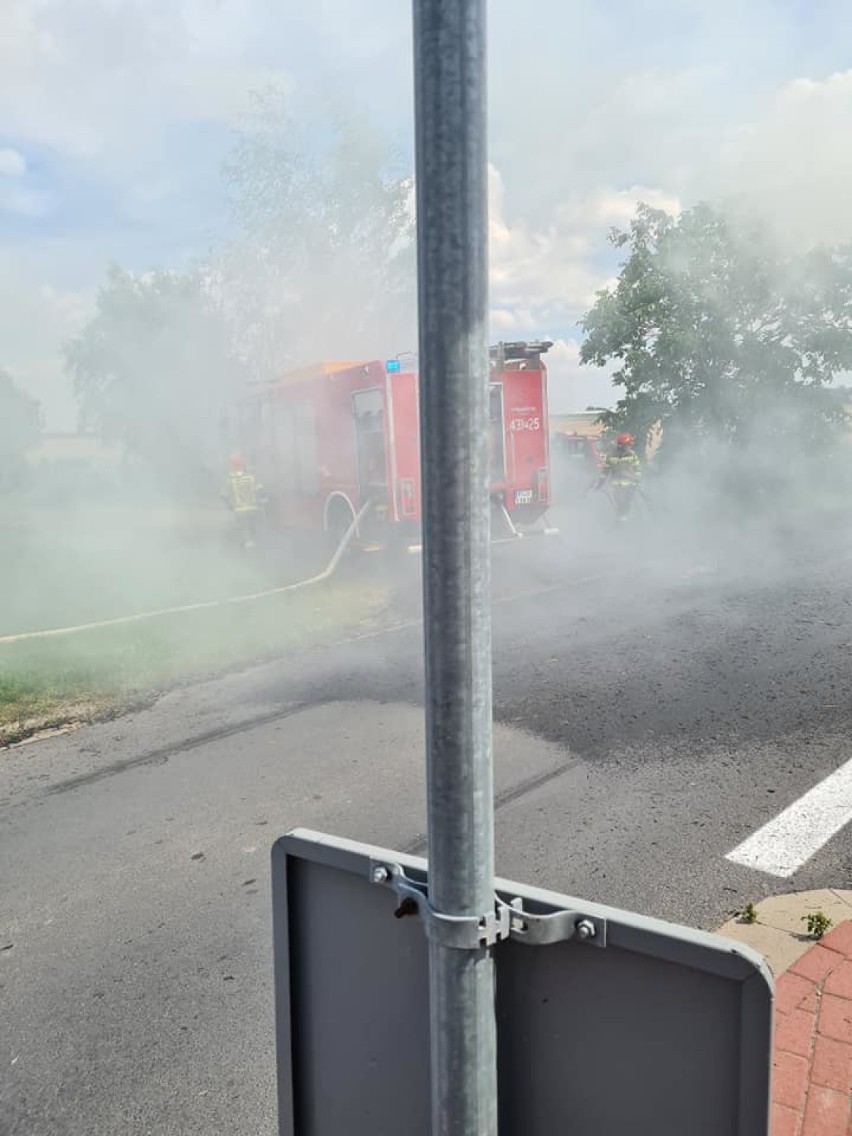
[219,87,416,377]
[580,203,852,488]
[65,267,246,490]
[65,90,416,496]
[0,370,41,488]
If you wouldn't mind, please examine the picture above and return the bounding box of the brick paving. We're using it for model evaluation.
[771,921,852,1135]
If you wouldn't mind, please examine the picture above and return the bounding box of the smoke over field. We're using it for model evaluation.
[2,1,852,741]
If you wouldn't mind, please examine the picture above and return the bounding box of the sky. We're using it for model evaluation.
[3,0,852,428]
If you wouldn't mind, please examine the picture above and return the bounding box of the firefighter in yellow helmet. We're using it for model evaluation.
[223,453,267,550]
[596,432,642,520]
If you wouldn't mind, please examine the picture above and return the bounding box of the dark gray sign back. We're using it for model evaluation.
[273,830,773,1136]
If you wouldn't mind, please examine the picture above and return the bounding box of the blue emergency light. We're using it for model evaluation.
[385,359,401,373]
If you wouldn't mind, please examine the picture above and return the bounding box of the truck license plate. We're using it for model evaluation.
[514,489,534,505]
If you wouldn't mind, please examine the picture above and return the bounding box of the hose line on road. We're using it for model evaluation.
[0,501,373,647]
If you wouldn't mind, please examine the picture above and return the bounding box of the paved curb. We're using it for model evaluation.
[717,891,852,1136]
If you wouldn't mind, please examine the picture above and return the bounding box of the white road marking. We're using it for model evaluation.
[726,756,852,878]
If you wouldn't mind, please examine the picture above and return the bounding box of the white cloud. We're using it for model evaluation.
[3,0,852,428]
[170,66,294,128]
[488,165,680,338]
[543,338,618,414]
[0,149,48,216]
[0,0,292,173]
[0,148,27,177]
[718,69,852,247]
[0,183,53,218]
[487,173,683,411]
[0,240,100,429]
[554,186,681,230]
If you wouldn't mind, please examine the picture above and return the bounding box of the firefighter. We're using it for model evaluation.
[596,432,642,520]
[223,453,267,550]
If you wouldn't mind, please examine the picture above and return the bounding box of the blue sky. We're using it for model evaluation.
[3,0,852,427]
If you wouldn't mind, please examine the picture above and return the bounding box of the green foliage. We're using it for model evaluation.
[219,87,416,374]
[741,901,758,924]
[801,911,832,940]
[580,203,852,469]
[0,371,41,487]
[65,89,417,478]
[64,268,245,489]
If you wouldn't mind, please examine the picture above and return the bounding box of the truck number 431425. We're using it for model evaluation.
[509,417,540,432]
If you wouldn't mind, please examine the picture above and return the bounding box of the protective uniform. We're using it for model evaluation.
[224,454,266,549]
[599,433,641,520]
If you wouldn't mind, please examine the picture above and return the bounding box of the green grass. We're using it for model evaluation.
[0,501,311,636]
[0,497,394,745]
[0,582,390,746]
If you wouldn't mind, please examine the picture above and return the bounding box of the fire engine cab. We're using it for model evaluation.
[236,340,554,549]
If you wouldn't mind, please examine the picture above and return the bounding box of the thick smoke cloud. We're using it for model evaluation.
[1,0,851,661]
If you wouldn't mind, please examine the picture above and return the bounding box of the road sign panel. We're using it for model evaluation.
[273,829,773,1136]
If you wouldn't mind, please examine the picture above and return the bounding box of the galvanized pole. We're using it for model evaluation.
[412,2,497,1135]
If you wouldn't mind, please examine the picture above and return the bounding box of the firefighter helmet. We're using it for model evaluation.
[229,453,246,472]
[616,432,634,447]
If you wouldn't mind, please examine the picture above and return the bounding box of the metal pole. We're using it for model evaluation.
[412,2,497,1135]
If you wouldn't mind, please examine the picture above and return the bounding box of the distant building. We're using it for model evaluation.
[26,433,125,469]
[549,412,605,438]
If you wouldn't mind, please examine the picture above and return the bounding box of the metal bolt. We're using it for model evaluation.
[371,865,389,885]
[575,918,596,941]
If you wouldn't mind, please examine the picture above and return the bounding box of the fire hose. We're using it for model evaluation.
[0,501,372,647]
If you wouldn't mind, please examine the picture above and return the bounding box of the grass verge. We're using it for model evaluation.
[0,582,391,747]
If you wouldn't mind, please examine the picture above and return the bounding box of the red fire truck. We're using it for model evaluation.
[236,340,554,550]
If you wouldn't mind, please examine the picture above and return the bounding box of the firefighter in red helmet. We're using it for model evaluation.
[596,432,642,520]
[223,453,267,550]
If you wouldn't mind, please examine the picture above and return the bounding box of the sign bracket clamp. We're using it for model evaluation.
[369,860,608,951]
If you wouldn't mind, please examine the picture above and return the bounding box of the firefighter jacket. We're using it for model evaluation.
[225,471,264,513]
[604,451,642,487]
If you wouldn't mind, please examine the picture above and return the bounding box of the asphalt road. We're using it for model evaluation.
[2,511,851,1134]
